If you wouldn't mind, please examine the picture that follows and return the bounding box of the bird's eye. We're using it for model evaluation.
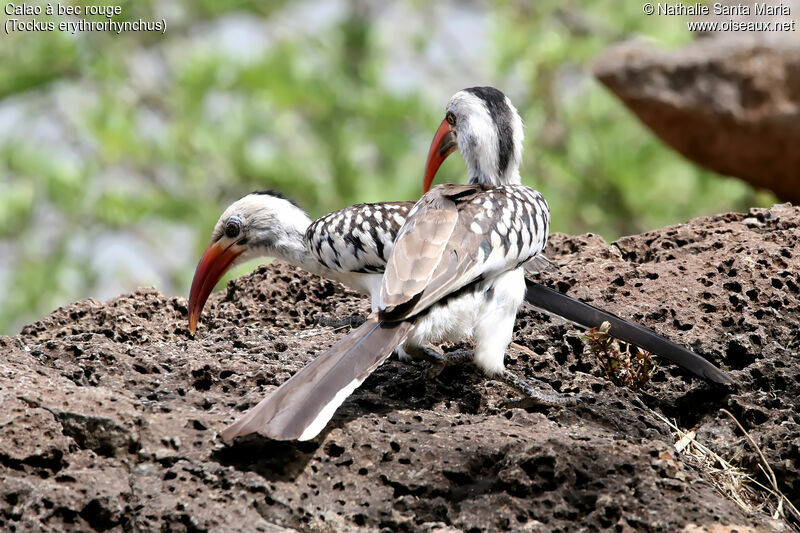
[446,112,456,126]
[225,216,242,239]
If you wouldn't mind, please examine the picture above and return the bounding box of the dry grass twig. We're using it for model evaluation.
[654,410,799,531]
[720,408,800,525]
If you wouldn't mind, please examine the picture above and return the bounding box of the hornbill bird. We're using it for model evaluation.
[188,192,412,333]
[421,89,732,387]
[217,87,730,443]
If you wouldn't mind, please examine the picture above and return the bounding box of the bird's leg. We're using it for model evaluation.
[394,343,442,363]
[497,370,581,408]
[315,315,367,328]
[471,301,581,408]
[424,349,474,379]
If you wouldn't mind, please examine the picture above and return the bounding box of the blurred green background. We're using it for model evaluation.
[0,0,773,334]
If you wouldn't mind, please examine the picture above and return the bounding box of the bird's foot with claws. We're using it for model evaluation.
[395,345,474,379]
[418,348,474,379]
[498,370,583,408]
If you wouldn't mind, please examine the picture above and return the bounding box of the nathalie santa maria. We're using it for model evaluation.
[656,2,791,15]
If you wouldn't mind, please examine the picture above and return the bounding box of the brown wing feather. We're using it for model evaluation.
[380,185,497,320]
[380,183,550,322]
[380,190,461,311]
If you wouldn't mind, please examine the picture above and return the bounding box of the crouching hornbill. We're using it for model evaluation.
[188,191,412,332]
[200,87,731,442]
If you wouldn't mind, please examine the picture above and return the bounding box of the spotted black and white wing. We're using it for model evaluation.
[380,184,550,321]
[306,201,413,275]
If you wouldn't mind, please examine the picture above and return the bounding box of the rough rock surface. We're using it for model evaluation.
[2,205,800,532]
[592,35,800,202]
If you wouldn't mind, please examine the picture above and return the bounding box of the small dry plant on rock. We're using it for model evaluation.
[582,321,653,389]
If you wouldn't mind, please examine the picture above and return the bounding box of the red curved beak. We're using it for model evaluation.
[188,241,243,334]
[423,118,458,194]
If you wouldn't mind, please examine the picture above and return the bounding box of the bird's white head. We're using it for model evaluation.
[188,191,312,333]
[423,86,524,192]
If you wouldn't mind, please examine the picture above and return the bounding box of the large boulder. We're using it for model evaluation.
[1,205,799,531]
[593,29,800,202]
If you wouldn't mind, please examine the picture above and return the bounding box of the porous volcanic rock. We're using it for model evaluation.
[1,205,799,531]
[593,34,800,202]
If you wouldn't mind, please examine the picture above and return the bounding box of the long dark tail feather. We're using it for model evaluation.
[221,318,413,442]
[524,280,733,385]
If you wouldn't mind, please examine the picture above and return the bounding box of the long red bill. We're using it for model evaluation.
[188,241,243,334]
[423,118,457,194]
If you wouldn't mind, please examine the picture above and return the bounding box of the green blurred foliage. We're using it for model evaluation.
[0,0,774,333]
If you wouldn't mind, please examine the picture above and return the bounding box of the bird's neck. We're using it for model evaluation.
[287,247,330,277]
[248,210,329,277]
[271,227,330,278]
[467,159,521,186]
